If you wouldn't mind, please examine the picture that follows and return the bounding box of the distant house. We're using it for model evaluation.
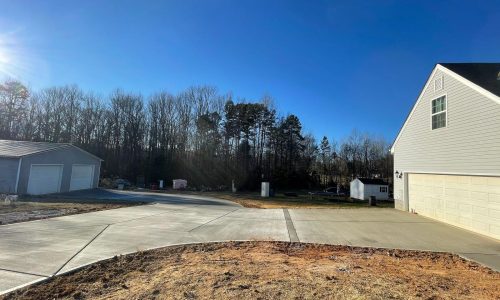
[350,178,389,200]
[0,140,102,195]
[391,63,500,240]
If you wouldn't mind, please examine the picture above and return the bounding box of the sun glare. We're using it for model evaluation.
[0,32,31,79]
[0,36,15,77]
[0,48,9,64]
[0,29,48,83]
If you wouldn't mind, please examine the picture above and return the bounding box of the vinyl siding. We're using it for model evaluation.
[393,67,500,210]
[350,179,363,200]
[0,158,19,193]
[363,184,389,201]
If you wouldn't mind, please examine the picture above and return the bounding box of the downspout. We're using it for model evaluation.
[14,157,22,194]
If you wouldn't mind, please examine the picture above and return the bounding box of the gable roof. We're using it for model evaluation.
[391,63,500,153]
[0,140,102,160]
[355,178,388,185]
[440,63,500,97]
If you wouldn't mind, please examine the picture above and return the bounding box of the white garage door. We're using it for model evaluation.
[70,165,94,191]
[409,173,500,239]
[27,165,63,195]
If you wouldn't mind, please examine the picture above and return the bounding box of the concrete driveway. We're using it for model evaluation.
[1,190,499,294]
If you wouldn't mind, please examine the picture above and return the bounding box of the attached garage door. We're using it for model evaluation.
[27,165,63,195]
[70,165,94,191]
[408,173,500,239]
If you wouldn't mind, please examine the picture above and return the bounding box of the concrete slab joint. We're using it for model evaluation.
[283,209,299,243]
[0,190,498,295]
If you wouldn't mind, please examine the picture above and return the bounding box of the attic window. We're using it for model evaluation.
[434,76,443,91]
[431,96,446,130]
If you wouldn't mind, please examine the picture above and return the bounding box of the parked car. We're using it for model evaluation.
[309,186,347,197]
[114,178,132,189]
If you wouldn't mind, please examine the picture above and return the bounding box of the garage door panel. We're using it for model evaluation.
[471,191,488,201]
[27,165,63,195]
[472,206,489,217]
[409,173,499,240]
[490,209,500,220]
[488,177,500,186]
[488,185,500,194]
[70,165,94,191]
[490,193,500,202]
[471,220,489,232]
[491,224,500,237]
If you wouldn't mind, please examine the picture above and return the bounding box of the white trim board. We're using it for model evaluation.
[14,157,22,194]
[390,64,500,154]
[400,170,500,177]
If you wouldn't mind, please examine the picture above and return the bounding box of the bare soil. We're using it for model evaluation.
[3,242,498,300]
[158,190,395,209]
[0,199,144,225]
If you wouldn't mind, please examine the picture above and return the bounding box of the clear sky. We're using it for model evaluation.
[0,0,498,142]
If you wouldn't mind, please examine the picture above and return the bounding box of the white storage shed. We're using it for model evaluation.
[350,178,389,200]
[172,179,187,190]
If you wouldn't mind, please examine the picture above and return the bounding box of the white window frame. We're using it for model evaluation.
[431,94,447,130]
[379,186,388,193]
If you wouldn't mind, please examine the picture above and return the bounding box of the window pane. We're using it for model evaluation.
[432,112,446,129]
[432,96,446,114]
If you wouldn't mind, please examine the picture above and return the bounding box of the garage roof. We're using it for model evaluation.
[0,140,101,160]
[356,178,388,185]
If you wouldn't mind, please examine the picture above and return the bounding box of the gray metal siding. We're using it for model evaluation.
[393,68,500,209]
[0,158,19,193]
[17,147,101,194]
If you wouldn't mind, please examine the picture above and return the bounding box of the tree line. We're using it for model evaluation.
[0,79,393,190]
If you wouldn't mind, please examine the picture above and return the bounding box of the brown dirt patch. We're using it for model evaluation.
[3,242,498,300]
[0,200,144,225]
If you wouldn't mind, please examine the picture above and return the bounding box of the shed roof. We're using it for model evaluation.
[355,178,388,185]
[0,140,101,160]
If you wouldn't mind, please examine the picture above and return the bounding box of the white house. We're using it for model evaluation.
[391,63,500,240]
[350,178,389,200]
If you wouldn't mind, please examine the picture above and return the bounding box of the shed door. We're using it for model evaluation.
[408,173,499,239]
[70,165,94,191]
[27,165,63,195]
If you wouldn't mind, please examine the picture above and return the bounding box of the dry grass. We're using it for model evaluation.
[3,241,498,300]
[160,190,394,209]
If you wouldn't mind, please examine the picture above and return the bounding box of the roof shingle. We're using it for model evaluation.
[439,63,500,97]
[356,178,388,185]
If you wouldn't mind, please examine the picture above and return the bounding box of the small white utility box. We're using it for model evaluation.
[159,180,164,189]
[261,182,270,197]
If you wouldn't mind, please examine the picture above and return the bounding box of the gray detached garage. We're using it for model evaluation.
[0,140,102,195]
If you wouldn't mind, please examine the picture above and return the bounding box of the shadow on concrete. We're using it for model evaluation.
[29,188,240,208]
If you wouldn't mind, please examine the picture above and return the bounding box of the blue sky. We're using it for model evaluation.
[0,0,498,142]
